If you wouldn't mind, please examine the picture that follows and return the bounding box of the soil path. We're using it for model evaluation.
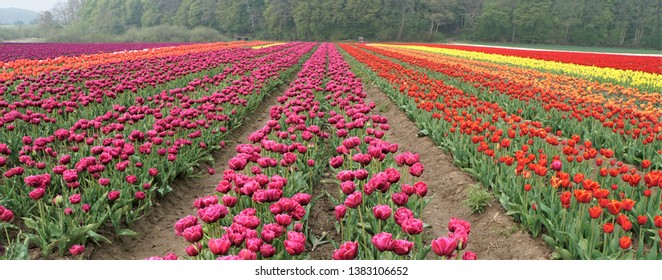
[360,84,552,260]
[89,89,283,260]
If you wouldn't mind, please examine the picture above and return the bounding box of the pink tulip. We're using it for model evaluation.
[414,181,428,197]
[372,204,392,221]
[185,243,202,257]
[29,188,46,200]
[371,232,395,251]
[222,195,238,207]
[550,160,562,171]
[329,156,344,168]
[344,191,363,208]
[0,206,14,222]
[208,237,231,255]
[107,190,120,201]
[69,194,81,204]
[197,204,229,224]
[391,192,409,207]
[340,181,356,195]
[392,239,414,255]
[182,225,204,243]
[354,169,369,180]
[332,241,358,260]
[431,237,457,258]
[69,244,85,256]
[275,214,292,226]
[394,207,414,226]
[409,162,424,177]
[448,218,472,234]
[245,238,263,252]
[174,215,199,236]
[335,205,347,221]
[462,251,478,260]
[260,244,275,258]
[401,218,423,235]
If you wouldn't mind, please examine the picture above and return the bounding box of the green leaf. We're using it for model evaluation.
[417,129,429,137]
[87,231,112,245]
[558,248,573,260]
[542,234,557,247]
[116,229,138,237]
[22,217,38,230]
[415,245,431,260]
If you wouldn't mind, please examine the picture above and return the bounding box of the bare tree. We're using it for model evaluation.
[52,0,82,26]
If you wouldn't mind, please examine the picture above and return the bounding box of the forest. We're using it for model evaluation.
[27,0,662,49]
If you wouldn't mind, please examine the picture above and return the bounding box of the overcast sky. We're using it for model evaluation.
[0,0,60,11]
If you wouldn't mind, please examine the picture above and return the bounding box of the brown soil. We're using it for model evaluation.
[360,85,553,260]
[89,90,282,260]
[307,177,342,260]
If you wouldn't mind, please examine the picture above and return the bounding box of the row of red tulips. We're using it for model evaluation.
[361,45,662,170]
[340,43,662,259]
[405,43,662,74]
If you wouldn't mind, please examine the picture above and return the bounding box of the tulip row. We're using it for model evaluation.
[340,43,662,259]
[0,42,315,258]
[322,45,475,260]
[362,44,662,170]
[164,43,331,260]
[0,41,266,80]
[0,42,195,63]
[391,43,662,74]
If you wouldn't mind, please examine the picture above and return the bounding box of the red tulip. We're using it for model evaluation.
[654,215,662,228]
[621,199,635,211]
[588,206,602,219]
[607,200,622,215]
[619,236,631,249]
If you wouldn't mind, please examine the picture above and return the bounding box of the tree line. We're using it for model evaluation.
[38,0,661,49]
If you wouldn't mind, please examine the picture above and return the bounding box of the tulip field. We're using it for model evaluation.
[0,40,661,260]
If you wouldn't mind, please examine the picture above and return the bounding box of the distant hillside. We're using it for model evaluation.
[0,8,39,25]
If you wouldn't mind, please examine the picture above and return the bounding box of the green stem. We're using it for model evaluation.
[357,207,368,250]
